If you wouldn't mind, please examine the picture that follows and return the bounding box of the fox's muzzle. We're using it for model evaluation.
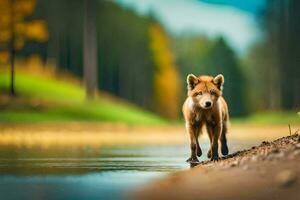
[199,93,213,109]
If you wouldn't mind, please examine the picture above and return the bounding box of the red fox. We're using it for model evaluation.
[182,74,229,162]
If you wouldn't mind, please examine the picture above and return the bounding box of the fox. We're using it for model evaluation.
[182,74,229,162]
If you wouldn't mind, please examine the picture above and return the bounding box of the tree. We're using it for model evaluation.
[172,36,248,116]
[263,0,300,109]
[0,0,48,96]
[246,0,300,111]
[83,0,98,99]
[149,23,181,118]
[97,1,156,110]
[204,38,248,116]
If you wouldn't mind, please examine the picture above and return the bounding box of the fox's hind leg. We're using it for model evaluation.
[220,121,229,156]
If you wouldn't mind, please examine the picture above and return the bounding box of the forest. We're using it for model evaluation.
[0,0,299,120]
[0,1,299,200]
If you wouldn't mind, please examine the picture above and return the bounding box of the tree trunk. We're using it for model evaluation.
[10,48,15,96]
[83,0,98,99]
[9,0,15,96]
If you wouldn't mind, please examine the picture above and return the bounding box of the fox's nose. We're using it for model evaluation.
[205,101,212,107]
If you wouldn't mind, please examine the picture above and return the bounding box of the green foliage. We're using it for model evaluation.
[245,0,300,111]
[35,1,169,116]
[173,36,249,116]
[0,71,166,124]
[97,1,155,110]
[204,38,248,116]
[35,0,84,75]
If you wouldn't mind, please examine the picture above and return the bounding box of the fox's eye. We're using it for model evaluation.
[210,90,216,95]
[197,92,202,96]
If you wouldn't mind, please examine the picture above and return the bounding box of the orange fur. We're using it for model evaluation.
[183,74,229,162]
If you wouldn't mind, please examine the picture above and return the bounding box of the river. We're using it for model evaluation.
[0,138,260,200]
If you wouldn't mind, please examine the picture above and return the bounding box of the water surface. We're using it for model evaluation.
[0,139,258,200]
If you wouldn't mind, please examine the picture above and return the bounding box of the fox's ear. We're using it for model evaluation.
[187,74,199,90]
[213,74,224,90]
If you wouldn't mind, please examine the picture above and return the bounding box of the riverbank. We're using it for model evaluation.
[131,133,300,200]
[0,123,299,147]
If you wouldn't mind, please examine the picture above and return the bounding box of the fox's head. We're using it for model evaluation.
[186,74,224,109]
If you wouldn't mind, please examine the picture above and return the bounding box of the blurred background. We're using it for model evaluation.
[0,0,299,123]
[0,1,299,199]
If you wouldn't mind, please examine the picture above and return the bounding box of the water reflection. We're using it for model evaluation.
[0,144,192,175]
[0,144,192,200]
[0,139,259,200]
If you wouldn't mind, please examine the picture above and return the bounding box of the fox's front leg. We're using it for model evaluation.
[186,123,199,163]
[206,125,213,159]
[211,123,222,161]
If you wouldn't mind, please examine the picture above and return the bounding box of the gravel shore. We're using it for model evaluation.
[131,134,300,200]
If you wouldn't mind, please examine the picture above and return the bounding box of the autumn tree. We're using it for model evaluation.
[0,0,48,96]
[149,23,181,118]
[35,1,181,117]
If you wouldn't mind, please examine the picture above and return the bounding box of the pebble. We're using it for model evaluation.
[274,152,285,159]
[230,160,239,167]
[251,155,261,162]
[261,141,269,146]
[266,154,275,161]
[276,170,297,187]
[271,148,279,154]
[292,150,300,157]
[239,157,249,165]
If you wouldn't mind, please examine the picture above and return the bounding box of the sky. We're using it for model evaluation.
[116,0,266,55]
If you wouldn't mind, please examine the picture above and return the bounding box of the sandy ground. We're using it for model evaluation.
[131,134,300,200]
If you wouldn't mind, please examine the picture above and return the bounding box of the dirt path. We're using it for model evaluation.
[131,134,300,200]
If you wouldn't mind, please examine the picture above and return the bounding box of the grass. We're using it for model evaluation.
[0,70,298,125]
[0,71,166,124]
[0,71,84,102]
[231,111,300,125]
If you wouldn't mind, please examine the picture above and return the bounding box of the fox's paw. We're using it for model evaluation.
[221,144,229,156]
[197,147,202,157]
[207,149,212,159]
[186,157,199,163]
[210,154,219,162]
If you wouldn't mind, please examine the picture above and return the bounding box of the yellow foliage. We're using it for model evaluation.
[0,29,11,42]
[149,23,181,119]
[24,20,49,42]
[15,22,25,33]
[0,0,9,6]
[12,0,36,16]
[0,15,10,28]
[14,36,24,49]
[0,0,48,47]
[0,50,9,63]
